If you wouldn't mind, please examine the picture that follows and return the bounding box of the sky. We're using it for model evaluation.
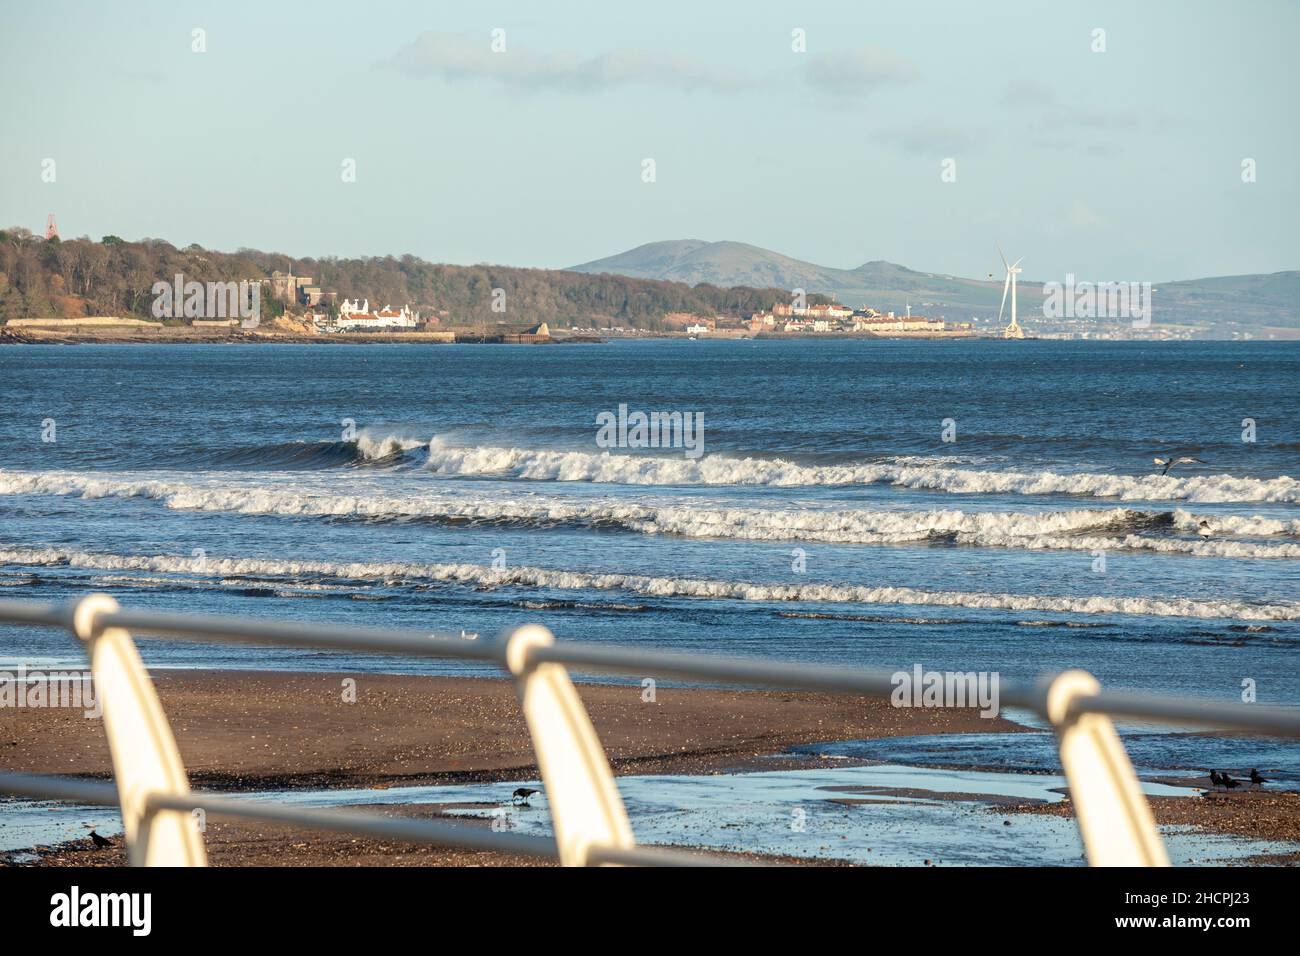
[1,0,1297,282]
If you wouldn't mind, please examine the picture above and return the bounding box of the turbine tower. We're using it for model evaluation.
[996,245,1025,339]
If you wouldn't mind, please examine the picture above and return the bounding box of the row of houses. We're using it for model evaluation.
[747,303,962,334]
[265,272,428,333]
[311,298,421,331]
[771,303,855,320]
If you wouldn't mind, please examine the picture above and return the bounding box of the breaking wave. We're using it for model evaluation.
[3,545,1297,621]
[2,470,1298,558]
[419,438,1299,503]
[207,430,427,469]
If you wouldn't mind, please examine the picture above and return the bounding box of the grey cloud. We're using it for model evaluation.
[878,122,977,155]
[1000,78,1059,108]
[384,31,746,93]
[1000,78,1179,151]
[803,45,921,97]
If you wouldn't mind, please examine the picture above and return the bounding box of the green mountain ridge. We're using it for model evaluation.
[570,240,1300,332]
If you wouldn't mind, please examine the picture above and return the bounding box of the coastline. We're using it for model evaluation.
[0,326,991,345]
[0,328,593,346]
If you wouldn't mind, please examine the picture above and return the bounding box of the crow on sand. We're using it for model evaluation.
[512,787,542,805]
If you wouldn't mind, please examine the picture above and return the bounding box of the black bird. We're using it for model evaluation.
[1250,769,1268,787]
[89,830,113,849]
[1221,772,1241,790]
[512,787,541,806]
[1207,769,1223,788]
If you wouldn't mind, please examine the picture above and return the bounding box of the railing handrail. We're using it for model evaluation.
[0,595,1295,867]
[2,598,1295,738]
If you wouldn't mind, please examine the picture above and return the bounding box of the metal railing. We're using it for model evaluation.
[1,594,1297,867]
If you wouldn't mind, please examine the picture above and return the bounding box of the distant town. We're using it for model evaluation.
[2,226,1291,344]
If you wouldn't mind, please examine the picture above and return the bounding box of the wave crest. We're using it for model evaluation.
[3,545,1296,621]
[3,471,1298,558]
[419,438,1298,503]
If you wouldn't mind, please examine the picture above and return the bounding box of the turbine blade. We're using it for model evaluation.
[998,271,1011,324]
[997,244,1009,269]
[1012,257,1024,268]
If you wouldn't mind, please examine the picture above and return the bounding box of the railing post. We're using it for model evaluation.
[502,624,635,866]
[1043,669,1169,867]
[71,594,207,866]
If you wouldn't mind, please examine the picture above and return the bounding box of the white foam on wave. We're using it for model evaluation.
[420,438,1298,503]
[354,430,427,461]
[2,470,1298,558]
[3,545,1296,621]
[1171,508,1300,537]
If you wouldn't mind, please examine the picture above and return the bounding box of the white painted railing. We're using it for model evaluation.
[1,595,1298,867]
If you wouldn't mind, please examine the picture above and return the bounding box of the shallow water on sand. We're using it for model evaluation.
[4,756,1293,866]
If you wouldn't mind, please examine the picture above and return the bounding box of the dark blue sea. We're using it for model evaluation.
[1,339,1297,778]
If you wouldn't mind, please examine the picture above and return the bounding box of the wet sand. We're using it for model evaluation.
[13,803,851,867]
[1002,788,1300,864]
[0,669,1018,790]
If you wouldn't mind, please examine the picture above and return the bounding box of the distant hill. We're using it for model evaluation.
[570,240,1300,334]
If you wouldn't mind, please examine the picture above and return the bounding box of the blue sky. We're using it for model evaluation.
[2,0,1296,282]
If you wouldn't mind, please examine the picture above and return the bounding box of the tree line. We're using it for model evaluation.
[0,229,828,329]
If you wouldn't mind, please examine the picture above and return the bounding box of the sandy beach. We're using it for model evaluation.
[3,670,1296,866]
[2,668,1014,865]
[0,669,1018,789]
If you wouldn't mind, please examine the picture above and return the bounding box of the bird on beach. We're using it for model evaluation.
[512,787,541,806]
[1220,772,1241,790]
[89,830,113,849]
[1153,455,1204,476]
[1250,768,1268,787]
[1207,769,1223,788]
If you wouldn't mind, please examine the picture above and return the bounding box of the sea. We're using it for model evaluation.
[1,338,1297,783]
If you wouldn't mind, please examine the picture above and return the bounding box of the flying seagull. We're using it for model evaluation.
[1250,768,1268,787]
[1153,455,1203,476]
[89,830,113,849]
[1197,520,1213,538]
[512,787,541,805]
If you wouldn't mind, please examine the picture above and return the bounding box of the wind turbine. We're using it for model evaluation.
[996,245,1026,339]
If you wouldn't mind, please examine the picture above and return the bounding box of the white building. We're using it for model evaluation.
[335,299,420,331]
